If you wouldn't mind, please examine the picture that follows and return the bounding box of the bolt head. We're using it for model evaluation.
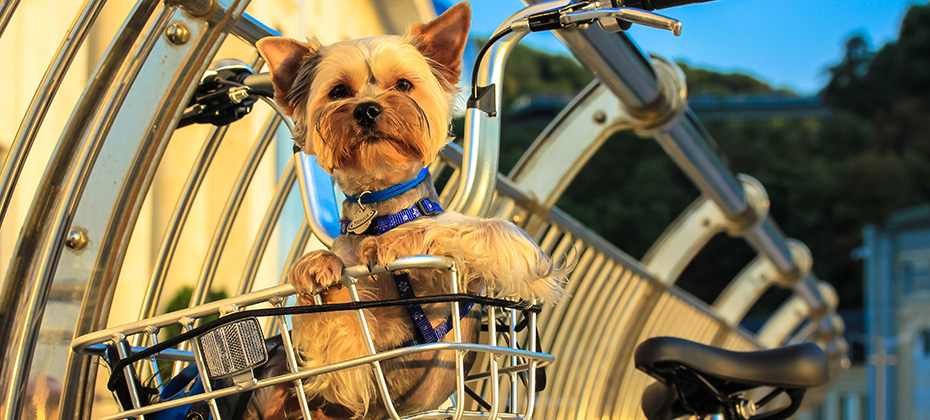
[65,227,89,251]
[736,399,757,419]
[166,23,190,45]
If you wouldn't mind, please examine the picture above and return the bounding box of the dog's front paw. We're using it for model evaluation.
[288,250,344,302]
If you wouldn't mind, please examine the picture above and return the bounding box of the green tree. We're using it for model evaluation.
[497,41,593,111]
[680,62,794,97]
[822,34,874,115]
[825,3,930,159]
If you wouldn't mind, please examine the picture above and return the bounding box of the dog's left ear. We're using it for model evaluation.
[256,37,320,116]
[409,2,471,86]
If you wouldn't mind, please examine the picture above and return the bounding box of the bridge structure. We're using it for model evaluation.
[0,0,847,419]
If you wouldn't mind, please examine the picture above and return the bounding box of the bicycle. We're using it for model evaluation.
[0,0,844,419]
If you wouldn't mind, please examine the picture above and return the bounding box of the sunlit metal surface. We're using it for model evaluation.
[137,125,229,329]
[1,1,168,417]
[508,81,625,213]
[0,0,21,38]
[452,0,573,217]
[0,0,107,227]
[189,112,283,308]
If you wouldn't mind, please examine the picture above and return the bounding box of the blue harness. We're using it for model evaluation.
[341,170,474,347]
[339,198,442,235]
[394,271,475,347]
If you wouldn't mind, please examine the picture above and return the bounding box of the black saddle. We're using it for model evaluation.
[634,336,829,420]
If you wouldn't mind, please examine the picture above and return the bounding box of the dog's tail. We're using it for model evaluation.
[456,217,573,304]
[423,215,574,304]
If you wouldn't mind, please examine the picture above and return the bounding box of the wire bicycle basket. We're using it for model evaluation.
[73,256,553,420]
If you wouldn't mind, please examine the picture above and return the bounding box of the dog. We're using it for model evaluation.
[250,3,569,419]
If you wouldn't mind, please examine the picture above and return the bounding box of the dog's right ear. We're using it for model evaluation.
[409,2,471,86]
[255,37,319,116]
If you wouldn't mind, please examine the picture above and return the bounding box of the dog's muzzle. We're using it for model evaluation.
[354,102,382,127]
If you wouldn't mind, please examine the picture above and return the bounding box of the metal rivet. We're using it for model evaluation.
[65,227,88,251]
[166,23,190,45]
[593,110,607,124]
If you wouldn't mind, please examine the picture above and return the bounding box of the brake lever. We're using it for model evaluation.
[512,1,681,36]
[561,7,681,35]
[178,85,255,128]
[178,59,260,128]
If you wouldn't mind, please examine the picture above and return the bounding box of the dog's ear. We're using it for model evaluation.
[255,37,320,115]
[408,2,471,86]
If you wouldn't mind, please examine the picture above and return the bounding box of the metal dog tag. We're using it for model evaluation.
[348,207,378,234]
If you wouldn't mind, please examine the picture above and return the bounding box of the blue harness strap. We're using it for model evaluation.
[345,168,429,204]
[393,272,475,348]
[339,199,442,236]
[341,174,467,347]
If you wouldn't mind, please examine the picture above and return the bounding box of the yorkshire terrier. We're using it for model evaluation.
[252,3,569,419]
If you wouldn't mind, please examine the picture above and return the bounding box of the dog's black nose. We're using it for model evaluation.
[353,102,382,127]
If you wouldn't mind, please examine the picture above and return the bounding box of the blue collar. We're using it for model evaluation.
[339,199,442,236]
[392,272,474,348]
[344,168,429,204]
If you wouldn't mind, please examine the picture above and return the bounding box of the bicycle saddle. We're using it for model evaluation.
[635,336,828,388]
[634,336,829,420]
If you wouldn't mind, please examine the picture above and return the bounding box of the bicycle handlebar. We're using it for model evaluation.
[618,0,716,11]
[178,68,274,128]
[240,72,274,96]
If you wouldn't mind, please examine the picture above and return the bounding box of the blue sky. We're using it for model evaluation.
[462,0,924,94]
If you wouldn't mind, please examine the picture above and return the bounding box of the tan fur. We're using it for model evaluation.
[254,3,570,419]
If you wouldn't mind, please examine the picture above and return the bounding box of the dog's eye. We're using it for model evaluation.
[329,85,350,100]
[394,79,413,93]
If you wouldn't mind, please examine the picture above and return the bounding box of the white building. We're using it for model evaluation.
[861,205,930,420]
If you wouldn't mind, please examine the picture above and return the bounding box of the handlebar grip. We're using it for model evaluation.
[620,0,715,10]
[240,72,274,96]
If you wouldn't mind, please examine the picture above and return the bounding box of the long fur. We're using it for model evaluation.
[253,3,571,419]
